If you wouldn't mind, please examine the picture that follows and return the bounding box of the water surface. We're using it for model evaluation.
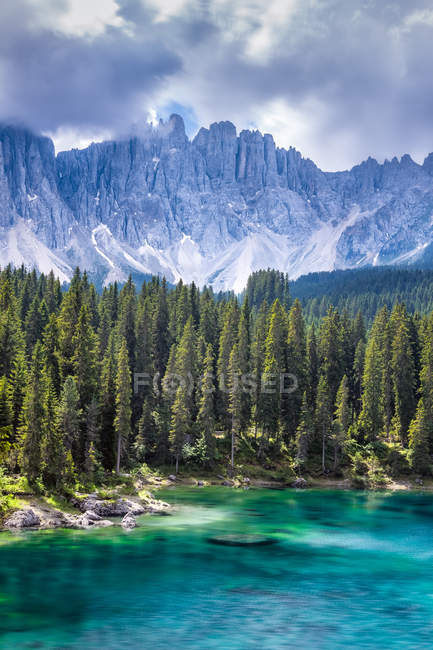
[1,487,433,648]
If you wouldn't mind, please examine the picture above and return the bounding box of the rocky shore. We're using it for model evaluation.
[2,492,171,532]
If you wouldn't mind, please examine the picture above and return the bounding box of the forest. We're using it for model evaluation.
[1,264,433,512]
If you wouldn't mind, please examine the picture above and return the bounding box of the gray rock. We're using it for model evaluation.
[168,475,177,482]
[197,481,204,487]
[121,513,137,529]
[72,513,113,529]
[4,509,41,528]
[78,497,145,517]
[291,477,308,489]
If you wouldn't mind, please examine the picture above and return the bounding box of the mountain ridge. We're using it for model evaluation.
[1,115,433,290]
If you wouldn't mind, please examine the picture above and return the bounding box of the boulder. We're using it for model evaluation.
[4,509,41,529]
[291,477,308,489]
[78,497,145,517]
[168,475,176,482]
[72,513,113,529]
[121,513,137,529]
[197,480,204,487]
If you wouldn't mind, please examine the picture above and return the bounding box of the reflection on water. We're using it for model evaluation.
[1,487,433,648]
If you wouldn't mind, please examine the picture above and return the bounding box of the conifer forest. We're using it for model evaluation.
[1,264,433,506]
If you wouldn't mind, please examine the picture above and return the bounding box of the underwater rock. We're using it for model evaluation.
[207,534,277,547]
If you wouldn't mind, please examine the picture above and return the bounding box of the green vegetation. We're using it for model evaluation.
[2,264,433,520]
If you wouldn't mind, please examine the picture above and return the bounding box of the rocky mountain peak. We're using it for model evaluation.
[0,119,433,291]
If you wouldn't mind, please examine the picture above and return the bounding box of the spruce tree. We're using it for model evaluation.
[169,385,190,472]
[286,299,306,437]
[57,376,82,468]
[333,375,350,470]
[41,378,65,489]
[216,301,240,429]
[262,299,287,442]
[295,391,313,466]
[315,374,332,473]
[0,377,12,464]
[114,338,132,473]
[358,337,383,442]
[99,332,117,469]
[196,343,216,467]
[409,316,433,473]
[72,305,98,411]
[391,318,416,443]
[20,342,46,484]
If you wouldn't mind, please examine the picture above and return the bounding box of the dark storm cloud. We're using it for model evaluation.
[2,0,433,169]
[0,1,182,132]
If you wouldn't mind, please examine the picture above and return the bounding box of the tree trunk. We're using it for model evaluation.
[116,433,121,474]
[231,428,235,471]
[322,428,326,473]
[175,455,179,474]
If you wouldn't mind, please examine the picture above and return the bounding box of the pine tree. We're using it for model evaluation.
[333,375,350,470]
[135,398,157,462]
[318,306,343,407]
[57,376,82,468]
[114,338,132,473]
[42,314,61,395]
[84,399,100,477]
[250,301,268,440]
[352,339,365,417]
[262,299,287,442]
[58,268,83,378]
[409,316,433,474]
[315,374,332,473]
[228,343,241,471]
[391,317,416,443]
[41,378,65,489]
[169,385,190,472]
[151,280,170,389]
[0,294,24,379]
[216,301,239,429]
[20,343,46,484]
[358,337,383,442]
[8,348,27,441]
[117,277,137,370]
[196,343,216,467]
[99,332,117,469]
[72,305,98,411]
[295,392,313,465]
[306,323,319,409]
[285,299,306,437]
[0,377,12,464]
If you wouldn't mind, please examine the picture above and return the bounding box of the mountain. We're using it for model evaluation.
[1,115,433,290]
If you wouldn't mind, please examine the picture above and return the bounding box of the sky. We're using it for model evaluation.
[1,0,433,170]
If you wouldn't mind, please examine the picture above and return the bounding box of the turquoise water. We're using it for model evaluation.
[2,487,433,648]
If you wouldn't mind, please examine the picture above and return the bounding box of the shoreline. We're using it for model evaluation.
[0,488,171,534]
[2,473,431,534]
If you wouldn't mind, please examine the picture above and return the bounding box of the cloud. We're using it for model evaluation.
[0,0,181,135]
[1,0,433,169]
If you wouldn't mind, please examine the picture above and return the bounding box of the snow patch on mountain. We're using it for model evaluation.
[0,220,72,283]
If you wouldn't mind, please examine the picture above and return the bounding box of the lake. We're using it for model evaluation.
[1,487,433,648]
